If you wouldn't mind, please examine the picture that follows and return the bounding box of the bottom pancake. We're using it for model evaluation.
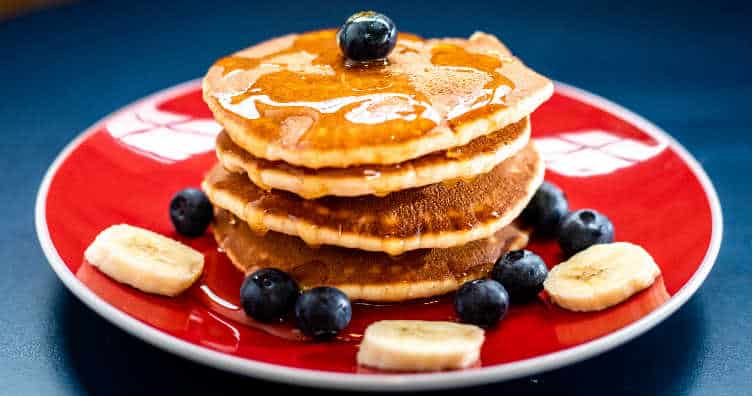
[213,209,529,302]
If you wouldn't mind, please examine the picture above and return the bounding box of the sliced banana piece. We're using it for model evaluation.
[544,242,660,312]
[84,224,204,297]
[357,320,484,372]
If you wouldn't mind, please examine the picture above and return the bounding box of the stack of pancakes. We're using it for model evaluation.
[201,30,553,302]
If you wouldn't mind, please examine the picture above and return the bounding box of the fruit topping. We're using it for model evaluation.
[84,224,204,296]
[337,11,397,62]
[240,268,300,323]
[169,188,213,237]
[522,181,569,236]
[558,209,614,257]
[491,249,548,303]
[544,242,661,312]
[454,279,509,328]
[357,320,485,371]
[295,286,352,339]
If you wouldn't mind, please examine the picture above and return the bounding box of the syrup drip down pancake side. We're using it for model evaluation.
[217,117,530,199]
[203,30,552,168]
[213,209,530,302]
[202,143,544,255]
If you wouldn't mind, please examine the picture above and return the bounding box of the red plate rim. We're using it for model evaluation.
[34,80,723,391]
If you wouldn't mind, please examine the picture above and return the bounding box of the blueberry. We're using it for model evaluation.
[295,287,352,339]
[169,188,213,237]
[522,181,569,236]
[240,268,300,322]
[453,279,509,328]
[337,11,397,62]
[491,250,548,303]
[558,209,615,257]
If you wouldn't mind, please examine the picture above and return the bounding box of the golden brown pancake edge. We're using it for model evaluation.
[213,209,529,302]
[216,116,531,198]
[202,142,544,254]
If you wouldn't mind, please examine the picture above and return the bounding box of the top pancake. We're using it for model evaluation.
[203,30,552,168]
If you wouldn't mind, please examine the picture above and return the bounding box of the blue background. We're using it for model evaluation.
[1,0,750,394]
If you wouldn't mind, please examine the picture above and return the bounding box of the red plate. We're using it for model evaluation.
[35,81,721,390]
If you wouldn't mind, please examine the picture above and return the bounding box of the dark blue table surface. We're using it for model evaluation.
[1,1,750,394]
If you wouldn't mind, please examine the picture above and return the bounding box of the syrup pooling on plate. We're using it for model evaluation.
[192,246,308,341]
[193,240,460,345]
[207,29,516,151]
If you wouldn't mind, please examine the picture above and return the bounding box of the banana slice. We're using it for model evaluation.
[84,224,204,297]
[357,320,484,371]
[544,242,660,312]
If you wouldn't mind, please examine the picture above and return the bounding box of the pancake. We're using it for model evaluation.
[202,143,543,255]
[213,209,530,302]
[217,117,530,199]
[203,30,553,168]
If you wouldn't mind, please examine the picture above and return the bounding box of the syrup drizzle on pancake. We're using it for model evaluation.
[208,29,515,151]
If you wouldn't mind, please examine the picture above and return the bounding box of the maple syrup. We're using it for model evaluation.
[208,29,515,151]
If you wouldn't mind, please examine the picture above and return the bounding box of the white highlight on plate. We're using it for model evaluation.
[199,284,239,310]
[534,129,666,177]
[106,97,221,163]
